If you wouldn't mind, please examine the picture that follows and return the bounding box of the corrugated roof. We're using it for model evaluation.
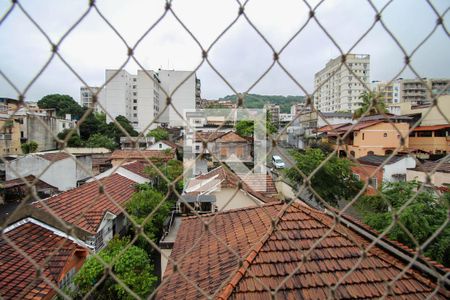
[110,149,175,161]
[156,202,449,299]
[0,222,86,300]
[358,155,409,166]
[412,161,450,173]
[33,173,137,234]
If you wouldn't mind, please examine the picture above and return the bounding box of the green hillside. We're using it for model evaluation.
[219,94,305,113]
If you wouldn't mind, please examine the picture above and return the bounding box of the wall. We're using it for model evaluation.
[351,164,383,195]
[351,122,409,158]
[0,117,22,155]
[214,188,263,211]
[6,155,77,191]
[25,114,57,151]
[75,155,93,181]
[103,70,130,123]
[409,136,449,154]
[148,141,172,151]
[407,169,450,187]
[158,70,196,127]
[137,70,159,133]
[383,157,416,182]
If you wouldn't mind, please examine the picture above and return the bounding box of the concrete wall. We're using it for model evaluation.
[75,155,93,181]
[159,70,196,127]
[383,157,416,182]
[214,188,263,211]
[103,70,130,123]
[407,169,450,187]
[25,115,58,152]
[6,155,78,191]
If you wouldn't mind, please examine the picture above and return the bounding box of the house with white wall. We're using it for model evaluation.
[5,152,92,191]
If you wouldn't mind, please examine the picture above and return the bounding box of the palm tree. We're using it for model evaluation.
[352,91,388,119]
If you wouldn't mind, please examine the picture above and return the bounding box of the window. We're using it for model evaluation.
[159,144,162,149]
[133,106,137,110]
[362,133,365,140]
[383,133,387,137]
[367,151,374,156]
[133,99,137,103]
[369,177,378,189]
[133,113,137,117]
[133,92,137,96]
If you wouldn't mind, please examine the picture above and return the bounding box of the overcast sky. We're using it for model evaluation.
[0,0,449,102]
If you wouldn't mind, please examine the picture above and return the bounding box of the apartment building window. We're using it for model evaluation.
[133,78,137,82]
[362,133,365,140]
[383,133,387,137]
[133,92,137,96]
[133,106,137,110]
[133,85,136,89]
[133,113,137,117]
[133,99,137,103]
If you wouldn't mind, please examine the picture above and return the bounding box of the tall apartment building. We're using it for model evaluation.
[264,104,280,127]
[80,86,101,111]
[372,78,450,106]
[100,69,198,132]
[314,54,370,113]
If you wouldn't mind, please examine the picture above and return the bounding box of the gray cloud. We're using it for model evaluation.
[0,0,448,102]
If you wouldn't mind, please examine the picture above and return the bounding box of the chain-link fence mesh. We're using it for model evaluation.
[1,0,449,299]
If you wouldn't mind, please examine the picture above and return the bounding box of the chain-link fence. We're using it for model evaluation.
[1,0,450,299]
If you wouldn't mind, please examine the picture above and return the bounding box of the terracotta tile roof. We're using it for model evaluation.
[37,152,72,162]
[215,131,248,143]
[156,202,449,300]
[413,124,450,131]
[0,221,87,300]
[110,149,174,162]
[336,120,383,133]
[185,166,278,202]
[194,131,227,142]
[33,174,137,234]
[121,161,149,178]
[2,175,57,190]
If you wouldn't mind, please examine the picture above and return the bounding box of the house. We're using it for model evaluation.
[0,218,89,300]
[2,175,58,202]
[5,151,92,191]
[109,149,175,167]
[147,140,178,151]
[192,131,253,163]
[318,116,411,158]
[352,155,416,194]
[88,160,149,184]
[33,173,138,252]
[119,136,154,150]
[0,99,22,156]
[156,202,449,299]
[409,124,450,156]
[407,159,450,190]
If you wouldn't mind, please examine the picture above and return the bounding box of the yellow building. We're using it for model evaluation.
[0,98,22,156]
[409,124,449,155]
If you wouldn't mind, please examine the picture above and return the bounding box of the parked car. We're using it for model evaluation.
[272,155,286,169]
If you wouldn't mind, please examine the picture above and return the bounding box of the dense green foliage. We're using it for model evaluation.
[220,93,305,113]
[37,94,84,119]
[352,91,388,119]
[73,237,157,299]
[356,181,450,267]
[57,129,84,147]
[126,185,171,243]
[21,141,38,154]
[284,148,362,206]
[145,159,184,194]
[235,112,277,137]
[147,127,169,142]
[85,133,117,150]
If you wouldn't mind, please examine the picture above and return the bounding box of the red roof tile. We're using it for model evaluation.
[216,131,248,143]
[156,202,449,300]
[38,152,72,162]
[121,161,150,178]
[0,221,87,300]
[33,174,136,234]
[186,166,278,202]
[413,124,450,131]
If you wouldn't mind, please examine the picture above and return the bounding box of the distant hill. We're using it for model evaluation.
[219,94,305,113]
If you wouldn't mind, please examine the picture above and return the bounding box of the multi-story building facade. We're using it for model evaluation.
[79,86,103,112]
[314,54,370,113]
[264,104,280,127]
[100,69,198,132]
[373,78,450,106]
[0,98,21,156]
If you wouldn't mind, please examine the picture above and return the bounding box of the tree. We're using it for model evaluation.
[356,181,450,267]
[126,185,171,244]
[284,148,362,206]
[147,127,169,142]
[21,141,38,154]
[57,129,84,147]
[352,91,388,119]
[79,110,105,140]
[73,237,157,299]
[37,94,84,119]
[145,159,183,194]
[85,133,117,150]
[235,120,254,137]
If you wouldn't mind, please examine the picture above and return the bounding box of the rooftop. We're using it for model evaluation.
[358,155,411,166]
[157,202,449,299]
[110,149,175,161]
[0,220,88,299]
[37,152,72,162]
[33,173,137,234]
[412,161,450,173]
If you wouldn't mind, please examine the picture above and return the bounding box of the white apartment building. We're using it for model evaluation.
[314,54,370,113]
[80,86,104,113]
[158,70,197,127]
[100,69,198,132]
[264,103,280,127]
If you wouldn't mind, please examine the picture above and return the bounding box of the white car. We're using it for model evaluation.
[272,155,286,169]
